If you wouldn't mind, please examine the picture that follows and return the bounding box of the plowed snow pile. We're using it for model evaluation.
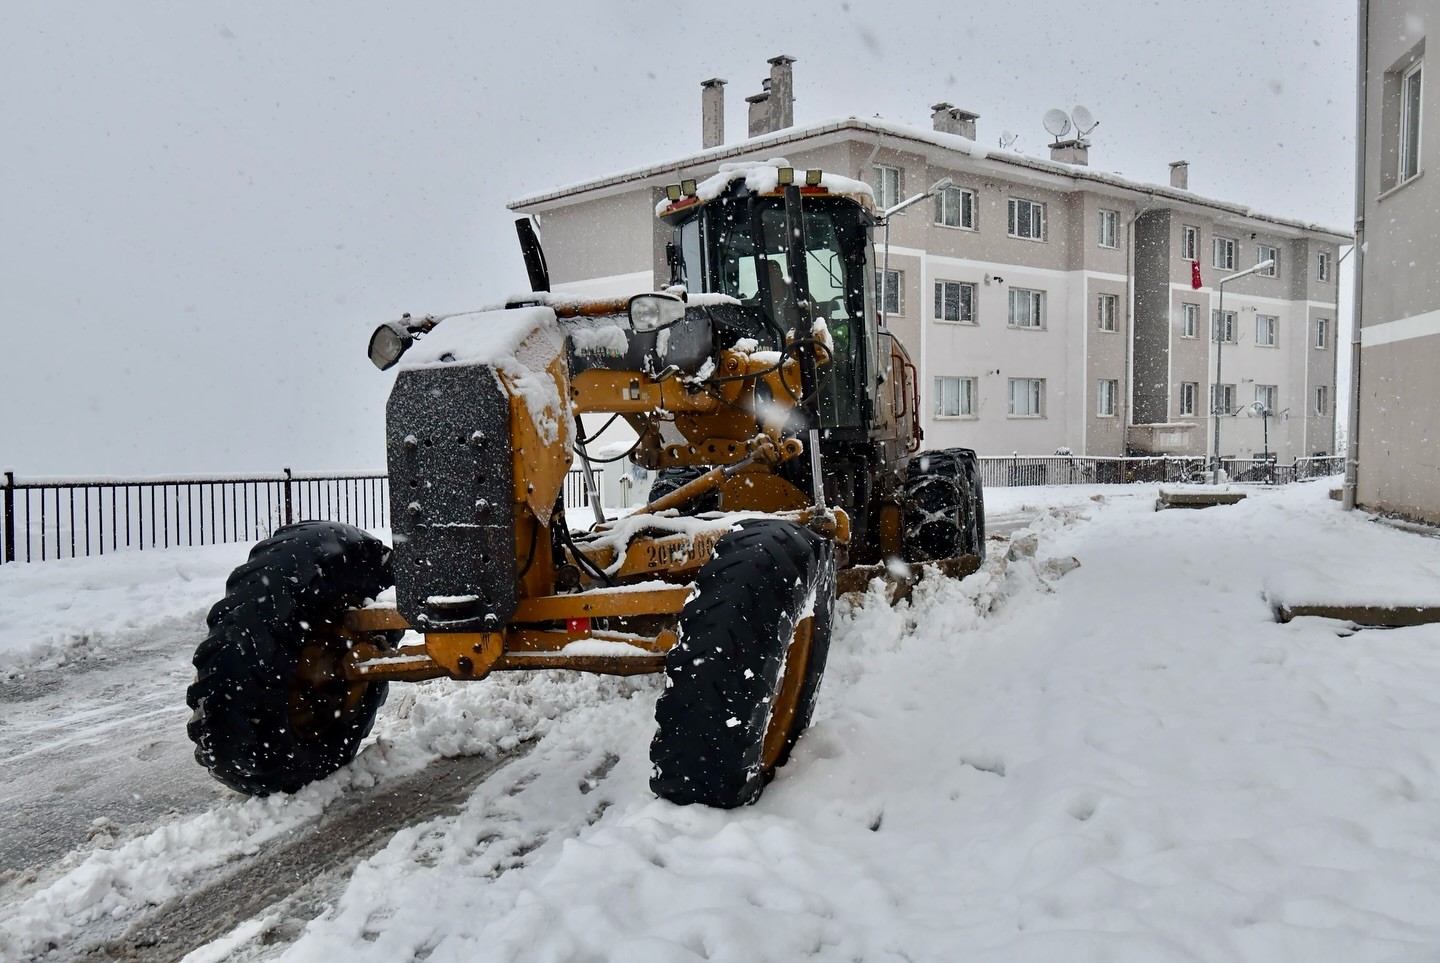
[269,481,1440,962]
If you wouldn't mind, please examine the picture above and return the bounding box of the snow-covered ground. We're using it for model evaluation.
[7,480,1440,961]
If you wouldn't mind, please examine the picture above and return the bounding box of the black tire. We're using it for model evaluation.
[647,466,721,514]
[650,519,836,808]
[904,450,965,562]
[186,521,394,796]
[946,447,987,561]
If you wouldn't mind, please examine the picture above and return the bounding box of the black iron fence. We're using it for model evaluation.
[1,457,1338,565]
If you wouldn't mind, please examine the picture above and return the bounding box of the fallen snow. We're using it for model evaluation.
[9,480,1440,960]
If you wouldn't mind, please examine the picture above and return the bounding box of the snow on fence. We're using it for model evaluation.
[1,457,1338,565]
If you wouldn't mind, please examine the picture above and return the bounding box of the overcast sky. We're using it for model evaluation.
[0,0,1356,475]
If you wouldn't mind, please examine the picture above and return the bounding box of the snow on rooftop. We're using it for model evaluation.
[512,115,1348,240]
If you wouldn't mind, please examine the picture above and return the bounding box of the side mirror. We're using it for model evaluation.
[628,293,686,332]
[368,319,415,370]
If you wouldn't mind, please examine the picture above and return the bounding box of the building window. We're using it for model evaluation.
[1098,209,1118,248]
[876,269,904,315]
[1210,383,1236,415]
[933,280,976,323]
[1008,288,1046,328]
[1180,381,1198,416]
[1256,314,1278,347]
[1401,61,1423,183]
[1255,244,1279,277]
[1008,197,1046,240]
[1315,318,1330,349]
[934,376,975,417]
[1315,385,1330,415]
[1008,378,1045,416]
[934,187,976,229]
[1316,251,1331,281]
[1096,379,1118,417]
[1182,225,1199,261]
[1213,236,1236,270]
[873,165,901,209]
[1097,293,1119,331]
[1255,384,1278,412]
[1181,302,1199,338]
[1211,309,1237,343]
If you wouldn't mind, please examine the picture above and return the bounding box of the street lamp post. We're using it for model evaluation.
[879,177,953,329]
[1211,258,1275,483]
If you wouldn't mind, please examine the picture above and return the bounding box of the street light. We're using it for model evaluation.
[879,177,953,330]
[1211,257,1275,483]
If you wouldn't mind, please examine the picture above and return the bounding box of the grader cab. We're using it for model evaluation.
[186,161,985,809]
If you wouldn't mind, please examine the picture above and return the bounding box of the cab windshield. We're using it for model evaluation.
[678,194,874,429]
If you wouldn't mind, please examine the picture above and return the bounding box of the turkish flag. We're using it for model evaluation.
[1191,260,1203,290]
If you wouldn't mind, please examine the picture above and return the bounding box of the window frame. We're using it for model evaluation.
[1400,60,1424,184]
[1210,383,1236,416]
[1007,197,1047,241]
[1211,309,1237,343]
[1316,251,1331,282]
[1007,287,1046,329]
[1255,244,1279,277]
[1315,318,1330,349]
[1212,236,1236,271]
[1097,293,1119,332]
[1255,384,1278,412]
[873,164,901,210]
[1180,381,1198,416]
[1097,209,1118,248]
[933,279,976,324]
[933,375,976,418]
[934,186,977,230]
[1315,384,1330,415]
[876,268,904,316]
[1181,302,1199,339]
[1007,377,1046,417]
[1181,225,1200,261]
[1096,378,1118,417]
[1255,314,1278,348]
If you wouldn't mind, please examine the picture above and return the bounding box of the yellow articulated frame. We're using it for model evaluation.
[341,509,849,685]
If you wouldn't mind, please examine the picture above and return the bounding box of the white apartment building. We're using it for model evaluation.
[511,59,1348,460]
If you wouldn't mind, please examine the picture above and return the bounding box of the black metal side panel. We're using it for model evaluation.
[387,364,516,632]
[566,311,713,377]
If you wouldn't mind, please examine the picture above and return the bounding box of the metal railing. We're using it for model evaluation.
[974,454,1344,488]
[1,456,1337,565]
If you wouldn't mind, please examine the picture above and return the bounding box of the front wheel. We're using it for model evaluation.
[186,521,395,796]
[650,519,836,808]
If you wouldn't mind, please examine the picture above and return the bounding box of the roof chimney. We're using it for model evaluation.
[746,56,796,137]
[930,102,979,140]
[701,78,726,149]
[746,80,771,137]
[767,55,795,130]
[1169,160,1189,190]
[1049,139,1090,166]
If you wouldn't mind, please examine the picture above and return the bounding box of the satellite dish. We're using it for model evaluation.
[999,129,1018,149]
[1071,104,1099,137]
[1042,108,1072,140]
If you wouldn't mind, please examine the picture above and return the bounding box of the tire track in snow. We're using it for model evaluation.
[79,744,531,963]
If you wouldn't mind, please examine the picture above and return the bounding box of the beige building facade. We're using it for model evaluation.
[512,84,1346,460]
[1350,1,1440,521]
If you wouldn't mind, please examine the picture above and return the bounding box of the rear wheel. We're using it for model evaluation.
[904,450,965,562]
[650,519,836,808]
[186,521,395,796]
[946,448,987,561]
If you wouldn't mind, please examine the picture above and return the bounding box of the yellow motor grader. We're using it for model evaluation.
[186,162,985,808]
